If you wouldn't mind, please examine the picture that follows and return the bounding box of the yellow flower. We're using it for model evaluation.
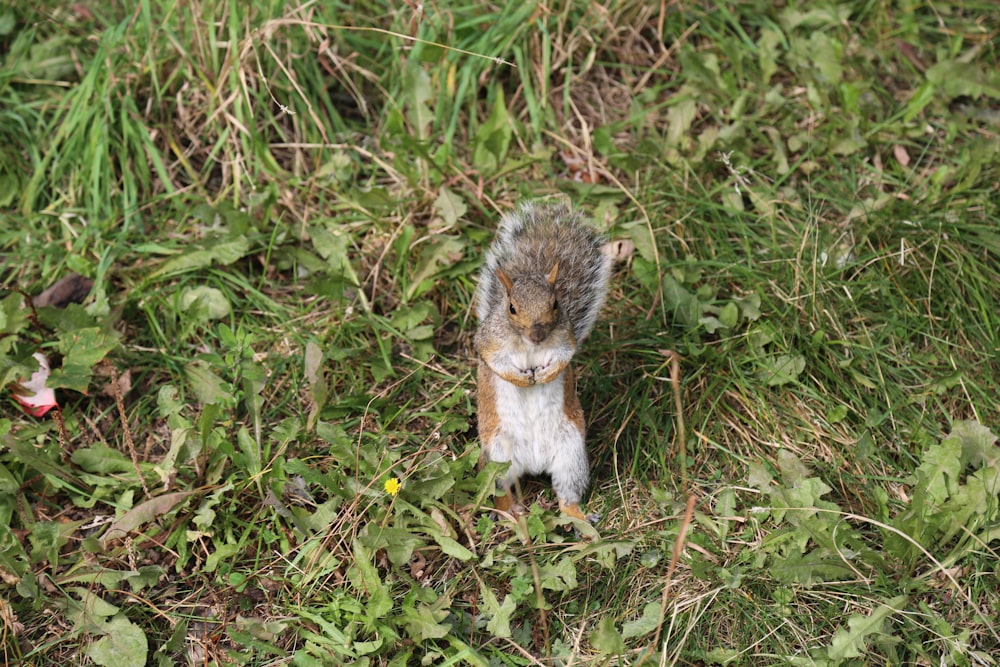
[384,477,402,496]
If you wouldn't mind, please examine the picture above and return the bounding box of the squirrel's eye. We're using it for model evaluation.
[553,299,559,311]
[508,303,517,315]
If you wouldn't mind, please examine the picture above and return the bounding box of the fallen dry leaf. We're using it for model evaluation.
[893,144,911,168]
[101,491,195,547]
[33,273,93,308]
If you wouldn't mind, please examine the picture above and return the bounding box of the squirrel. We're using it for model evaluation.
[474,201,612,522]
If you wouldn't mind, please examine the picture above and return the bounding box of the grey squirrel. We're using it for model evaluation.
[474,201,612,521]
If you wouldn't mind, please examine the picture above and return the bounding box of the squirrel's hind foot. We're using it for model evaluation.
[559,502,600,525]
[559,502,601,540]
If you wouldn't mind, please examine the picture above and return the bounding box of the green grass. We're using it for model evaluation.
[2,0,999,665]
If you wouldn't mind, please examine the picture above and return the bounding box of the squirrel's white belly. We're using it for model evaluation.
[490,373,584,479]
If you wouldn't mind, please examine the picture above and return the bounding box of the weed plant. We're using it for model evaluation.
[1,0,998,665]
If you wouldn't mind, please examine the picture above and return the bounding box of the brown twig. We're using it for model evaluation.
[668,350,686,494]
[644,493,697,662]
[107,362,150,497]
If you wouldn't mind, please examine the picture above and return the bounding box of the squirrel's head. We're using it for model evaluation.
[496,263,560,344]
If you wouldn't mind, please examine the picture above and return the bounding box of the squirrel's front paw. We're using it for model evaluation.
[494,365,537,387]
[533,359,568,385]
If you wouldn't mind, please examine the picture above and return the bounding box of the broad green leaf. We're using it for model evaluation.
[574,539,636,568]
[590,616,625,655]
[903,80,936,122]
[914,437,962,506]
[771,549,858,585]
[480,582,515,638]
[48,327,119,391]
[718,301,739,329]
[360,527,423,566]
[827,404,849,424]
[180,285,232,321]
[776,450,810,486]
[661,273,699,326]
[64,587,120,630]
[807,32,842,85]
[403,60,433,139]
[758,28,783,85]
[297,498,343,534]
[71,445,134,475]
[779,5,851,30]
[825,596,906,660]
[192,484,231,531]
[406,465,456,499]
[46,362,95,394]
[736,292,760,322]
[0,293,28,337]
[681,50,724,94]
[152,427,190,486]
[926,59,1000,101]
[949,420,999,468]
[433,186,467,226]
[234,615,288,642]
[830,128,867,156]
[622,220,658,263]
[936,477,990,551]
[0,12,15,36]
[666,93,697,149]
[705,648,742,664]
[746,461,773,492]
[29,520,80,566]
[632,256,660,294]
[775,477,833,517]
[0,354,32,389]
[294,610,355,657]
[87,614,149,667]
[0,462,20,495]
[400,602,451,641]
[151,235,250,278]
[157,384,187,424]
[539,556,577,591]
[714,488,737,542]
[237,425,261,480]
[757,354,805,386]
[350,538,392,619]
[122,565,165,592]
[310,224,359,285]
[204,542,239,573]
[472,90,512,173]
[406,236,464,301]
[391,302,435,331]
[700,315,724,334]
[621,602,661,640]
[21,35,77,80]
[434,535,474,561]
[184,360,234,406]
[61,566,164,593]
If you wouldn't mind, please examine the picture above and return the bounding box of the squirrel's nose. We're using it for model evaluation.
[528,325,548,344]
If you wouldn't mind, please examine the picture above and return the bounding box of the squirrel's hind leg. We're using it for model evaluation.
[492,485,525,517]
[550,370,592,522]
[549,440,592,523]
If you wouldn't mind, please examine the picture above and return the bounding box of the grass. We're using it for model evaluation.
[1,0,999,665]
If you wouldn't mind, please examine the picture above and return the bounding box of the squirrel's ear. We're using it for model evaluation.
[546,262,560,285]
[496,267,514,293]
